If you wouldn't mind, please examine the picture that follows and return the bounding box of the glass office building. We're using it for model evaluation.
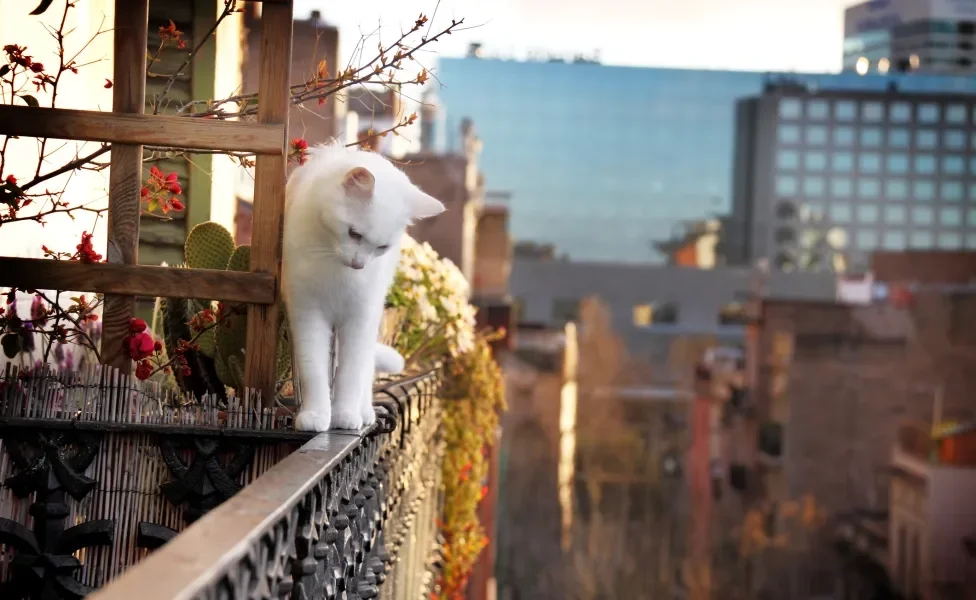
[728,88,976,272]
[432,56,976,263]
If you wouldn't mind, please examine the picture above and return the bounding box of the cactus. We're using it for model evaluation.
[185,222,235,271]
[156,221,293,401]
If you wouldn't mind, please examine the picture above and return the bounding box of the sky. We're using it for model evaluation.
[295,0,860,74]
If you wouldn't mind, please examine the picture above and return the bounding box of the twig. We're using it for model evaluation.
[153,0,237,115]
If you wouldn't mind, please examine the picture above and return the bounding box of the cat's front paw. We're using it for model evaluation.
[295,410,331,432]
[330,407,364,431]
[360,400,377,427]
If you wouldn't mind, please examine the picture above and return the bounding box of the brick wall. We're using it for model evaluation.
[756,295,976,514]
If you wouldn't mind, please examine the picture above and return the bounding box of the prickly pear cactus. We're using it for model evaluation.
[185,222,235,271]
[156,220,294,400]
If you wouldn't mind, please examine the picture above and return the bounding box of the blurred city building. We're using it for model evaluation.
[510,258,836,384]
[432,56,976,264]
[726,82,976,273]
[843,0,976,75]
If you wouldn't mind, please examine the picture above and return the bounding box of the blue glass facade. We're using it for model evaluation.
[433,57,976,263]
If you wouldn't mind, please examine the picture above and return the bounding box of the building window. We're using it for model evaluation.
[830,203,852,223]
[553,299,580,324]
[807,99,829,120]
[776,175,798,196]
[918,103,940,123]
[718,302,750,326]
[806,125,828,145]
[888,128,910,147]
[886,154,909,173]
[943,156,965,175]
[779,98,802,119]
[970,157,976,176]
[778,124,801,144]
[858,179,880,198]
[911,231,933,248]
[914,180,935,201]
[860,127,883,147]
[941,207,962,226]
[857,230,878,249]
[913,207,934,225]
[942,181,964,202]
[916,129,938,149]
[804,176,825,196]
[884,205,906,224]
[947,104,968,124]
[803,202,825,220]
[890,102,912,122]
[831,178,853,198]
[883,231,906,249]
[939,232,962,249]
[886,179,908,200]
[967,233,976,250]
[914,155,937,175]
[633,304,653,327]
[968,208,976,227]
[777,150,799,170]
[804,152,827,171]
[862,101,884,121]
[634,302,679,325]
[860,153,881,173]
[971,183,976,201]
[832,152,854,172]
[835,100,856,121]
[944,130,967,150]
[833,126,855,146]
[856,204,878,223]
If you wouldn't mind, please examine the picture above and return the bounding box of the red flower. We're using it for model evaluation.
[166,181,181,194]
[74,231,103,263]
[5,175,15,185]
[129,318,147,333]
[165,172,178,183]
[150,166,162,178]
[140,186,150,197]
[135,360,153,380]
[153,340,163,352]
[104,78,113,89]
[125,332,155,361]
[291,138,308,150]
[171,198,184,211]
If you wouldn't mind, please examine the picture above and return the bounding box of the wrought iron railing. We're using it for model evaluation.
[86,369,443,600]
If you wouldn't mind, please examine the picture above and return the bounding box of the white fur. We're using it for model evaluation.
[282,143,444,432]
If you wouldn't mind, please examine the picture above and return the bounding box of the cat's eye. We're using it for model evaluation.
[376,245,389,253]
[348,228,363,242]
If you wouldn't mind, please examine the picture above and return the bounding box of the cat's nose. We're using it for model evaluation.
[350,259,365,270]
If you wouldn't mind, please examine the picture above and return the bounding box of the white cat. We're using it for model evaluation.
[282,142,445,432]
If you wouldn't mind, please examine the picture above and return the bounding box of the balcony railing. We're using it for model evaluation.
[88,370,444,600]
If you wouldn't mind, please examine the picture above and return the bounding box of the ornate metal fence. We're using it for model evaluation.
[0,367,443,599]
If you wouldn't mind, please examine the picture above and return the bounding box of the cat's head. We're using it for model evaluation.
[296,144,445,270]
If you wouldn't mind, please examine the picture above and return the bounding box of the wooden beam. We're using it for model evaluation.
[0,106,286,156]
[245,1,293,407]
[0,258,276,304]
[102,0,150,370]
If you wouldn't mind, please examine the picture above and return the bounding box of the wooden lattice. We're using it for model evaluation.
[0,0,295,406]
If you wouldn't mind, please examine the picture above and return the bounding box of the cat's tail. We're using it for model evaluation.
[375,343,405,374]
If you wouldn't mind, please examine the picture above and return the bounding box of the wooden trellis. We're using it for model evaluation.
[0,0,294,405]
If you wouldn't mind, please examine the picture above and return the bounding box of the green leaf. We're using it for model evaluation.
[19,94,38,108]
[29,0,56,15]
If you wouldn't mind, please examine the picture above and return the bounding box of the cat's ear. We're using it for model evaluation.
[409,189,445,220]
[342,167,375,200]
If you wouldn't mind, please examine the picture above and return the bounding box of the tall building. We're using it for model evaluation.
[727,83,976,272]
[433,56,976,263]
[843,0,976,75]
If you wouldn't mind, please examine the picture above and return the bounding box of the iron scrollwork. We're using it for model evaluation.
[0,431,115,600]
